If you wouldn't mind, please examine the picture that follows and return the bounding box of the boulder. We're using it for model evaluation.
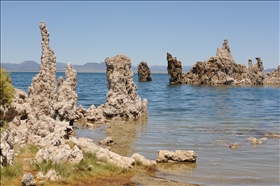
[131,153,156,167]
[156,150,197,163]
[45,169,61,181]
[34,136,83,164]
[229,143,239,149]
[77,137,135,168]
[247,136,267,145]
[138,61,152,82]
[99,137,114,146]
[22,173,36,186]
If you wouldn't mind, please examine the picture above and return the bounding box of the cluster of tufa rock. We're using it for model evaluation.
[166,39,278,86]
[138,61,152,82]
[1,21,199,184]
[1,21,150,170]
[1,21,81,167]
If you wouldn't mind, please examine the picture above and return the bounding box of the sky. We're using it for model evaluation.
[1,1,279,69]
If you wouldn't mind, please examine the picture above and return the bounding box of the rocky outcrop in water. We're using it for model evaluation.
[246,58,265,85]
[185,39,249,85]
[264,66,279,85]
[167,53,187,84]
[138,61,152,82]
[102,55,148,119]
[168,39,267,86]
[156,150,197,163]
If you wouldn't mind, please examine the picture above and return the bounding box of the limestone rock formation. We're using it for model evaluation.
[167,53,187,84]
[264,66,280,85]
[156,150,197,163]
[102,54,148,119]
[138,61,152,82]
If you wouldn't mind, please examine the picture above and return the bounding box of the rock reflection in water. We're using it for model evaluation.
[157,162,197,174]
[104,116,148,157]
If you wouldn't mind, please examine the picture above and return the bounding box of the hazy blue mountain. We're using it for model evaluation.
[4,60,274,74]
[264,68,277,73]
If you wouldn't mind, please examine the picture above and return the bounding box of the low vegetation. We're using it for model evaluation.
[0,67,15,111]
[0,144,137,186]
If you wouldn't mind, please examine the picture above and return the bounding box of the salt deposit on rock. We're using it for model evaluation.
[156,150,197,163]
[138,61,152,82]
[102,54,148,119]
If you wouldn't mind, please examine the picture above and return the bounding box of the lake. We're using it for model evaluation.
[10,72,280,186]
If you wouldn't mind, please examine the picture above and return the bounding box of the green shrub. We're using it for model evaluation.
[0,68,15,111]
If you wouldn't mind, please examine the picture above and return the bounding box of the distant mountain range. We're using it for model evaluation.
[2,60,276,73]
[1,61,192,73]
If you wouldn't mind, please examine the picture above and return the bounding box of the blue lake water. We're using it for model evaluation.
[10,72,280,186]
